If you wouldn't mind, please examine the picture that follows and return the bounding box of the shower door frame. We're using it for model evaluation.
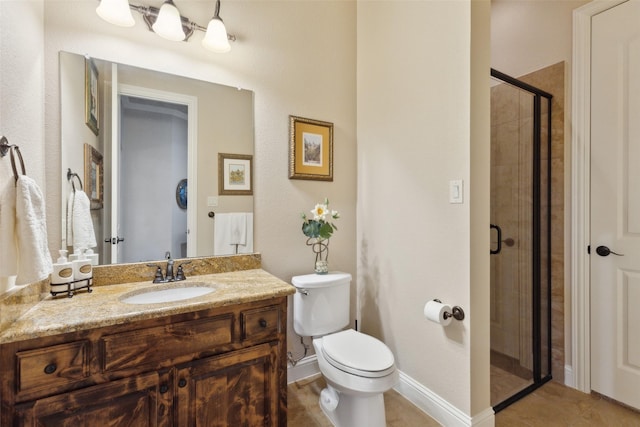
[490,68,553,413]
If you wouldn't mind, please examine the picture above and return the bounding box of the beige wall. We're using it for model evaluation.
[0,1,45,184]
[357,0,491,417]
[491,0,588,78]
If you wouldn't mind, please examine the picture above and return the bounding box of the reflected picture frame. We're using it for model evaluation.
[288,115,333,181]
[84,144,103,209]
[85,57,99,136]
[218,153,253,195]
[176,178,188,209]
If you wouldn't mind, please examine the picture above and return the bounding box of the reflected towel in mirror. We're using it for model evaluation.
[66,189,97,251]
[214,213,253,255]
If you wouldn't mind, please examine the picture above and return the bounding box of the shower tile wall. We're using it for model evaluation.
[519,62,565,384]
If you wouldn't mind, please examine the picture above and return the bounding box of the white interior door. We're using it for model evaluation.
[590,0,640,410]
[108,77,198,264]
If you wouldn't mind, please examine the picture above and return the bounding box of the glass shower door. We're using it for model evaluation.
[489,69,552,411]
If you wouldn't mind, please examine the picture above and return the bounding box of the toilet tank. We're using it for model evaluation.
[291,272,351,337]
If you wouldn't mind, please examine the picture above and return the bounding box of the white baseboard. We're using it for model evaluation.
[287,355,320,384]
[564,365,575,388]
[394,371,495,427]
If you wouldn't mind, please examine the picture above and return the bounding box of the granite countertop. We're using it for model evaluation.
[0,269,295,344]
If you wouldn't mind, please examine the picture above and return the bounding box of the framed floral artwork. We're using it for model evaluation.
[85,57,99,136]
[289,115,333,181]
[84,143,103,209]
[218,153,253,195]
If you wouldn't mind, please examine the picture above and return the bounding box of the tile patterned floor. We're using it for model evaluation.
[288,375,640,426]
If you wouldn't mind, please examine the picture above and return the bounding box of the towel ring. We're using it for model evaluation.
[66,168,83,192]
[10,146,25,185]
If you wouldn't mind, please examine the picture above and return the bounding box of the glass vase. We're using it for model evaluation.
[307,237,329,274]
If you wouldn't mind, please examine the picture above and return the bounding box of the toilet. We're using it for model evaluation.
[291,272,398,427]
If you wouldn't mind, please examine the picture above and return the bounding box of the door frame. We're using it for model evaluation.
[571,0,628,394]
[114,83,198,260]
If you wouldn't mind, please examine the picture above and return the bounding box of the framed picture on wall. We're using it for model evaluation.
[84,143,103,209]
[218,153,253,195]
[289,115,333,181]
[85,57,99,136]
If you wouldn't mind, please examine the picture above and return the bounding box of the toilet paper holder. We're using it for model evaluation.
[433,299,465,321]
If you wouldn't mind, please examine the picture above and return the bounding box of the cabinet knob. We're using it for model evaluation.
[44,363,57,375]
[178,378,187,388]
[159,384,169,394]
[259,319,268,328]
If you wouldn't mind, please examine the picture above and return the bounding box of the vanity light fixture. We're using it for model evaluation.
[95,0,236,51]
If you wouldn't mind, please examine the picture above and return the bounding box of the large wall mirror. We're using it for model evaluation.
[59,51,254,265]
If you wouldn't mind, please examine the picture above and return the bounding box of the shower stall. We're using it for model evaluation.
[489,69,552,411]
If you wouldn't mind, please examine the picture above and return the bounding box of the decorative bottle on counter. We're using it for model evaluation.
[84,248,99,266]
[50,250,73,293]
[72,249,93,282]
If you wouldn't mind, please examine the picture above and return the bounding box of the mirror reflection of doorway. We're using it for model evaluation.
[117,95,188,263]
[490,69,552,411]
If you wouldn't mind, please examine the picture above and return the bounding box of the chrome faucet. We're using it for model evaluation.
[165,251,174,281]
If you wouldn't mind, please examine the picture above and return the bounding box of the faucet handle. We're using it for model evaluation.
[146,264,165,283]
[175,261,192,281]
[175,265,186,281]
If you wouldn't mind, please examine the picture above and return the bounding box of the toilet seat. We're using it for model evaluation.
[321,329,395,378]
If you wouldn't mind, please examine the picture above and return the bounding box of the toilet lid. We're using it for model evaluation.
[321,329,395,378]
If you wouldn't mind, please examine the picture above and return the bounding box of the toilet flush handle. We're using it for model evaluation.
[297,288,309,296]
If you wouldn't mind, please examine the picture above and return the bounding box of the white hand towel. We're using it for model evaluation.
[214,213,253,255]
[229,213,247,245]
[68,190,97,251]
[14,176,53,285]
[0,179,18,277]
[214,213,233,255]
[237,213,253,254]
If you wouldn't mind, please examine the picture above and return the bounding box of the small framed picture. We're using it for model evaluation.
[218,153,253,195]
[84,144,103,209]
[289,115,333,181]
[85,57,99,136]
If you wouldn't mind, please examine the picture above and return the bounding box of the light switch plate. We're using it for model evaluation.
[207,196,219,207]
[449,180,463,204]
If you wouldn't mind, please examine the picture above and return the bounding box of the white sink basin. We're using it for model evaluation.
[120,283,215,304]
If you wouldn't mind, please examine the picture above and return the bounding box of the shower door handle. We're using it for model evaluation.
[490,224,502,255]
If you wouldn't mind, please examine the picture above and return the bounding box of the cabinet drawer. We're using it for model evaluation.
[101,315,233,371]
[16,341,90,397]
[241,306,280,341]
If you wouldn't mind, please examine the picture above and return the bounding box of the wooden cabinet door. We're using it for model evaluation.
[176,342,279,427]
[15,371,172,427]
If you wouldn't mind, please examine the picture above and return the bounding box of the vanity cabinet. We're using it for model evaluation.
[0,297,287,426]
